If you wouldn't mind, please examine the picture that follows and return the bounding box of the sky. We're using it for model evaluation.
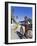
[11,6,32,22]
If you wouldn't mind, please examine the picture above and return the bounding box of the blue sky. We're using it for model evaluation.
[11,6,32,22]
